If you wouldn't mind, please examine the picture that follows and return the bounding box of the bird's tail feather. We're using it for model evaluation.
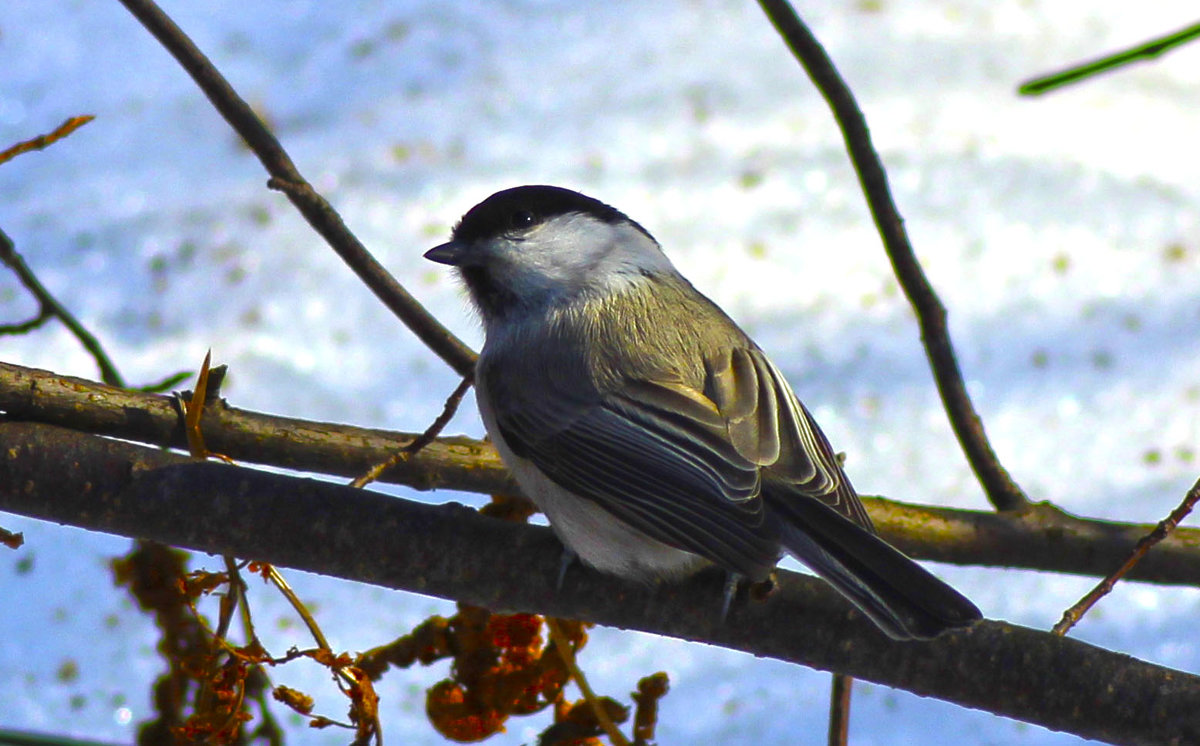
[772,497,982,640]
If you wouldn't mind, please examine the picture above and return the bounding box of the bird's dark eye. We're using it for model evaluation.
[509,210,537,231]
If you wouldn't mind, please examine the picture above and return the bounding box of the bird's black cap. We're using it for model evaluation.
[449,185,655,245]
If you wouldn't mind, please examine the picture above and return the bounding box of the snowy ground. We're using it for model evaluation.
[3,1,1200,744]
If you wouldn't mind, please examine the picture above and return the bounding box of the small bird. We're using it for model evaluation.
[426,185,982,639]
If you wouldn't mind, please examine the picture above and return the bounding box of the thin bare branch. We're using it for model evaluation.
[114,0,477,377]
[0,307,52,335]
[351,375,473,489]
[827,673,852,746]
[0,228,125,386]
[547,618,630,746]
[1020,21,1200,95]
[755,0,1028,512]
[0,115,94,166]
[1053,477,1200,636]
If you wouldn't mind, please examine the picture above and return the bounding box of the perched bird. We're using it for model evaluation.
[426,185,981,639]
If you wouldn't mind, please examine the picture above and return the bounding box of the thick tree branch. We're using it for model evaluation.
[4,360,1200,587]
[114,0,477,378]
[756,0,1028,512]
[0,360,510,495]
[1,421,1197,746]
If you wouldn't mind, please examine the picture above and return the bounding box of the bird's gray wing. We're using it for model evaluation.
[488,369,782,577]
[705,347,873,528]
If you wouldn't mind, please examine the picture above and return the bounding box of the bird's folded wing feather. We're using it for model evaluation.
[490,368,781,575]
[487,343,871,572]
[705,347,872,528]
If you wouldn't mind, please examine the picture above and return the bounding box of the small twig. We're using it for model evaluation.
[0,308,52,335]
[215,555,244,641]
[227,559,262,647]
[138,369,193,394]
[261,563,384,741]
[0,227,125,386]
[192,556,248,722]
[114,0,477,378]
[0,115,94,166]
[1053,477,1200,636]
[1020,21,1200,96]
[755,0,1028,512]
[546,617,631,746]
[351,375,473,489]
[262,564,335,653]
[827,673,852,746]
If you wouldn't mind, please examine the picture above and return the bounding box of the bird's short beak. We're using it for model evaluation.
[424,241,467,266]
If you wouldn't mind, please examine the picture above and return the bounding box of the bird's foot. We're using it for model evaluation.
[720,571,744,622]
[556,547,580,591]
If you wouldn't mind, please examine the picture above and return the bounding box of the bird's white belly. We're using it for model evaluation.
[506,451,705,581]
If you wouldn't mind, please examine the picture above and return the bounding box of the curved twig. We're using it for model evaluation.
[0,228,125,386]
[755,0,1028,512]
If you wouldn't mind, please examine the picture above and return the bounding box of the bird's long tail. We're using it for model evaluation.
[771,497,982,640]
